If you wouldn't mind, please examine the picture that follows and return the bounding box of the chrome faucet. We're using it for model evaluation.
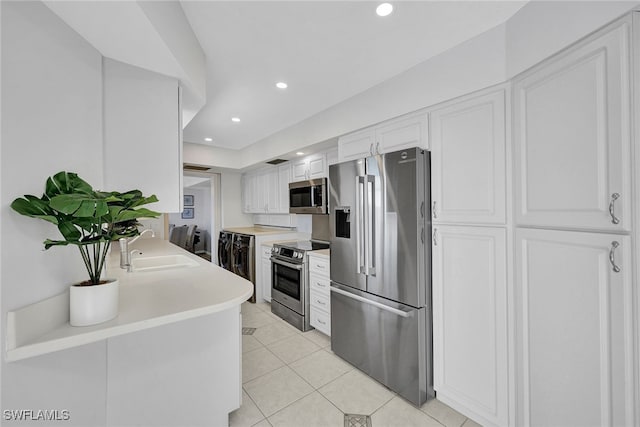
[127,250,143,272]
[119,228,155,270]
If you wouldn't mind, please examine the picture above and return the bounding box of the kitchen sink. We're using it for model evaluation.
[131,254,200,272]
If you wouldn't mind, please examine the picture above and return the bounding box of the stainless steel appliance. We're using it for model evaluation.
[271,240,329,331]
[217,231,234,271]
[329,147,434,406]
[289,178,327,214]
[231,233,256,303]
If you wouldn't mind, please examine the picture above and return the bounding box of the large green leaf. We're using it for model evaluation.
[114,207,160,223]
[49,194,109,218]
[45,171,93,199]
[10,197,58,225]
[57,221,81,241]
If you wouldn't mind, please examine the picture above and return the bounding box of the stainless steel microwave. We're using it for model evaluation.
[289,178,327,214]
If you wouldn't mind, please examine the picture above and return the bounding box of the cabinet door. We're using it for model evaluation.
[307,154,327,179]
[513,19,631,231]
[241,174,253,213]
[291,159,308,181]
[338,128,375,162]
[515,228,634,427]
[432,225,508,427]
[376,113,428,154]
[261,255,272,302]
[103,59,182,212]
[265,169,279,213]
[277,164,290,213]
[430,89,506,224]
[251,172,265,213]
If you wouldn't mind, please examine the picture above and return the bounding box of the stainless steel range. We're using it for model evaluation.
[270,240,329,331]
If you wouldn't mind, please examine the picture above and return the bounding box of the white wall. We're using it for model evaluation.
[220,172,253,228]
[184,23,507,170]
[1,1,107,424]
[506,1,639,78]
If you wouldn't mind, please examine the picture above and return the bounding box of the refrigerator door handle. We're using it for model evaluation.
[366,175,376,276]
[356,176,366,275]
[331,286,414,318]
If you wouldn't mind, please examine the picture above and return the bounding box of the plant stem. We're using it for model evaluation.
[78,245,93,284]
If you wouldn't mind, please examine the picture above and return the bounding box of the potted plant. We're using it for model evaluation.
[11,171,160,326]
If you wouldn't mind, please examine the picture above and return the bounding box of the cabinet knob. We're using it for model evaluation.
[432,228,438,246]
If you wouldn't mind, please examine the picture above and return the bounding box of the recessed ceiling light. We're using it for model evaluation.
[376,3,393,17]
[276,82,288,89]
[296,152,305,156]
[204,137,213,142]
[231,117,241,123]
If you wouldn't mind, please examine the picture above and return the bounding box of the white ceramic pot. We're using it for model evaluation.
[69,279,119,327]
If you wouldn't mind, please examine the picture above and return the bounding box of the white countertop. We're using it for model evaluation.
[223,226,297,236]
[308,249,330,257]
[6,238,253,362]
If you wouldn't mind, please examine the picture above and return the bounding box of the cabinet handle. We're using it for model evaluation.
[609,193,620,224]
[315,282,326,287]
[315,263,325,269]
[369,144,374,156]
[420,201,425,218]
[376,142,381,154]
[316,299,326,306]
[609,241,621,273]
[317,319,326,325]
[432,228,438,246]
[432,201,437,219]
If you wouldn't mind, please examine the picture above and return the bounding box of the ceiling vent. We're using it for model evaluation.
[266,159,288,165]
[184,164,211,172]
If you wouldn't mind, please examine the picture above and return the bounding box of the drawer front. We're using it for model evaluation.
[308,256,329,276]
[310,308,331,336]
[309,273,330,295]
[310,289,330,312]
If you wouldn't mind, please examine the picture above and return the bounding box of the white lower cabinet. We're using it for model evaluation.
[260,245,273,302]
[308,252,330,336]
[515,228,634,427]
[432,225,508,427]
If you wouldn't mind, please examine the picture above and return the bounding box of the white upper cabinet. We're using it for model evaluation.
[515,228,634,427]
[430,88,506,225]
[242,164,292,214]
[432,225,508,427]
[338,128,376,162]
[277,164,290,213]
[338,112,428,162]
[513,18,632,231]
[103,58,182,213]
[291,153,327,181]
[376,112,428,154]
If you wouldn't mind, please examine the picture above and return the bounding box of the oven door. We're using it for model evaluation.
[271,257,305,315]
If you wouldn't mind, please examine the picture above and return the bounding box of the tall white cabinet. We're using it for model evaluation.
[429,86,509,427]
[103,58,183,213]
[512,16,636,427]
[515,229,633,427]
[432,225,508,427]
[513,18,632,232]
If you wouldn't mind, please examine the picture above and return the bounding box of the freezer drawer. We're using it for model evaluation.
[330,282,433,406]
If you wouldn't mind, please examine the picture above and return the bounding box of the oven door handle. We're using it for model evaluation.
[270,257,304,270]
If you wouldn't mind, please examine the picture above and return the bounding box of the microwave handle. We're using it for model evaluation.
[310,185,315,207]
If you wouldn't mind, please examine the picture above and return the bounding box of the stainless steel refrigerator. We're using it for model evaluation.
[329,147,433,406]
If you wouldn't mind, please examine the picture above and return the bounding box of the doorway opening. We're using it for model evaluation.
[168,171,221,263]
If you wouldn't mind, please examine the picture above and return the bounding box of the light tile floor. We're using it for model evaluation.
[231,301,483,427]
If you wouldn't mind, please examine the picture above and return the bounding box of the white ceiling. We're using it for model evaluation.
[181,1,527,150]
